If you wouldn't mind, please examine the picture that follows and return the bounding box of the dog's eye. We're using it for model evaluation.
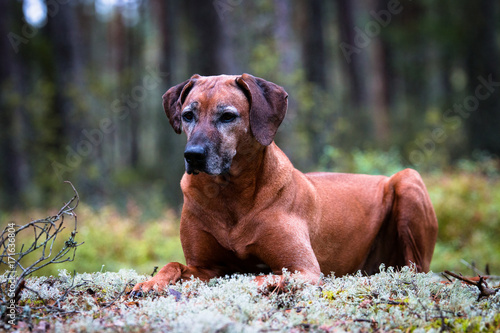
[182,111,195,122]
[220,112,237,123]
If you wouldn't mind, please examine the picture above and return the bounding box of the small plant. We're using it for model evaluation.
[0,182,83,327]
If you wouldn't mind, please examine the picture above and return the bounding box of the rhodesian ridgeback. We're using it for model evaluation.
[132,74,438,293]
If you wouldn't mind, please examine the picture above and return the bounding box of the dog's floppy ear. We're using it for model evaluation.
[162,74,201,134]
[236,73,288,146]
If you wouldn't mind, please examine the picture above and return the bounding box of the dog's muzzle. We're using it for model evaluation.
[184,144,207,175]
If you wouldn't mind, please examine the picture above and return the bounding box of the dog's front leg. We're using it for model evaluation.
[131,262,218,295]
[250,219,323,288]
[253,269,322,291]
[131,216,231,296]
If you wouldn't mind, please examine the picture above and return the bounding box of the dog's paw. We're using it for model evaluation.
[130,263,184,297]
[130,277,170,297]
[254,275,289,294]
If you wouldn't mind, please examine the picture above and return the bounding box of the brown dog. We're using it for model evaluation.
[132,74,438,293]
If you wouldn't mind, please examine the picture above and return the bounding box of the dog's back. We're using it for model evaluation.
[304,169,438,275]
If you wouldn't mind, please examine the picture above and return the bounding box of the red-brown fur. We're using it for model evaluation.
[132,74,438,293]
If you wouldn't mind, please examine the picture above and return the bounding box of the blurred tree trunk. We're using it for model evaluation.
[184,0,224,75]
[272,0,297,160]
[152,0,185,206]
[218,3,237,74]
[108,8,144,170]
[0,1,29,208]
[108,11,128,169]
[336,0,371,146]
[274,0,295,75]
[45,0,84,147]
[298,0,327,164]
[388,1,426,144]
[367,0,392,146]
[301,0,326,88]
[128,5,144,169]
[336,0,367,107]
[369,38,390,146]
[464,0,500,156]
[153,0,175,83]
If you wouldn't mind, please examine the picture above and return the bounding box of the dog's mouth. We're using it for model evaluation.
[186,166,202,175]
[184,143,234,176]
[185,161,217,176]
[185,165,231,176]
[185,162,204,175]
[185,158,232,176]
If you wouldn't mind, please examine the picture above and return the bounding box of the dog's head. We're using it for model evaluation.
[163,74,288,175]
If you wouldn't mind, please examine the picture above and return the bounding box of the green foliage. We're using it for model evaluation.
[5,204,184,276]
[319,146,406,176]
[426,171,500,274]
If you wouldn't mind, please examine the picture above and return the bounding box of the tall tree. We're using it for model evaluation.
[272,0,298,159]
[107,5,144,169]
[184,0,224,75]
[153,0,175,82]
[152,0,185,205]
[336,0,368,108]
[0,1,29,208]
[274,0,296,75]
[336,0,372,146]
[464,0,500,156]
[45,0,84,146]
[296,0,329,164]
[367,0,392,146]
[300,0,326,88]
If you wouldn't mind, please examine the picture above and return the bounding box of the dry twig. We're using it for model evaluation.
[443,270,499,301]
[0,182,84,326]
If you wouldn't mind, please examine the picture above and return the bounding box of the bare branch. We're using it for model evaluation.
[0,182,84,315]
[443,270,499,301]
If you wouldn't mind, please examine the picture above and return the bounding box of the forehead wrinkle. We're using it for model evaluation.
[217,105,238,113]
[194,79,219,95]
[187,77,249,112]
[183,101,198,111]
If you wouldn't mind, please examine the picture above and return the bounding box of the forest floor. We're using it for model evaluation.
[2,267,500,332]
[2,170,500,331]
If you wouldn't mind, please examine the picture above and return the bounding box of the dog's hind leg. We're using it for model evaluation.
[390,169,438,272]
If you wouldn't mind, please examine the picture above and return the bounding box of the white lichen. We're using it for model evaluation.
[2,266,498,332]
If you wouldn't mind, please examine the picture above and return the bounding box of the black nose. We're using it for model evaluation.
[184,145,206,165]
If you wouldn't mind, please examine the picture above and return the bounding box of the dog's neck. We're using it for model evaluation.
[181,142,293,209]
[231,142,293,194]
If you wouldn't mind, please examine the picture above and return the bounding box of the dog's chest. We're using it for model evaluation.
[204,211,256,255]
[203,220,271,273]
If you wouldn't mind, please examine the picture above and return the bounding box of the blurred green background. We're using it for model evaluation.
[1,0,499,276]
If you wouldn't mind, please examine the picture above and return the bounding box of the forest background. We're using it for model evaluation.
[1,0,499,276]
